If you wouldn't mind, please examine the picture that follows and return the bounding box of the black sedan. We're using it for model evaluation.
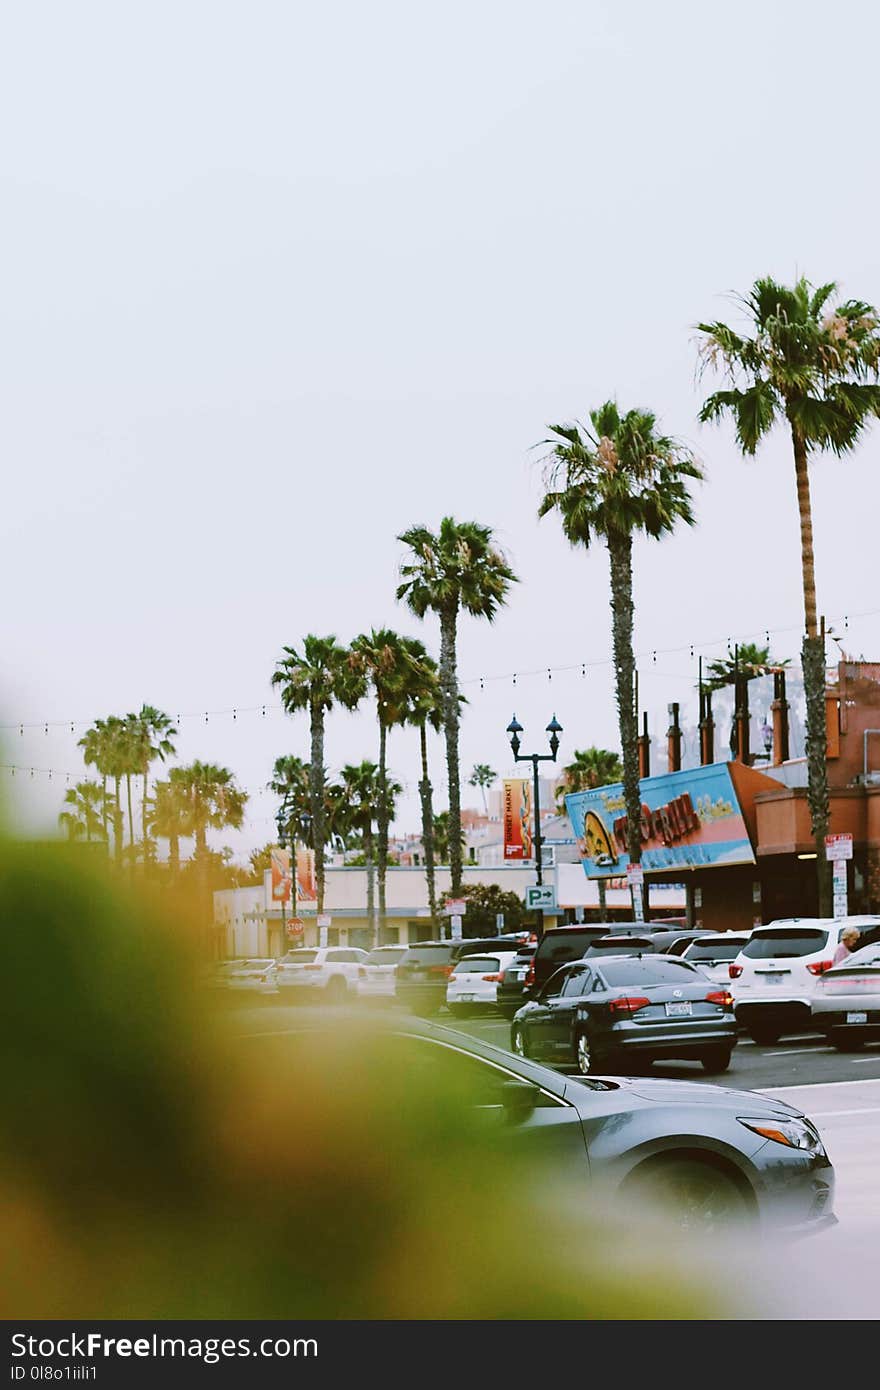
[255,1009,835,1237]
[511,955,737,1075]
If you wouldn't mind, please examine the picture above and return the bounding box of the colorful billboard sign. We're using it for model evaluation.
[503,778,533,861]
[267,846,318,912]
[270,847,292,904]
[565,761,756,878]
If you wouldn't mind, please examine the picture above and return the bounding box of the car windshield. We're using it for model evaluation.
[454,957,499,973]
[282,950,318,964]
[240,959,274,970]
[684,939,749,961]
[742,929,828,959]
[599,959,699,986]
[366,948,407,965]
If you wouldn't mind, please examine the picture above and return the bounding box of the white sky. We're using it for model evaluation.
[3,0,880,855]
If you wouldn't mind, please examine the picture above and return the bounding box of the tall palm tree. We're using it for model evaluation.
[78,716,124,857]
[397,518,517,897]
[149,769,193,876]
[128,705,177,868]
[271,637,367,913]
[468,763,497,814]
[698,276,880,912]
[402,653,444,920]
[555,747,623,812]
[58,780,108,843]
[352,629,434,935]
[540,403,702,902]
[173,763,247,907]
[340,760,384,944]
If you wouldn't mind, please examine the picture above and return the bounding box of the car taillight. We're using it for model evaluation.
[304,964,322,971]
[705,990,733,1007]
[608,995,650,1014]
[428,964,455,977]
[807,960,833,976]
[729,963,743,979]
[482,973,503,982]
[525,961,535,986]
[358,967,367,978]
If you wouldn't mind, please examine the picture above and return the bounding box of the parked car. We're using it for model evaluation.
[275,946,370,1002]
[355,944,410,1003]
[646,929,710,956]
[395,936,527,1015]
[222,958,279,996]
[511,954,737,1075]
[729,918,880,1043]
[531,924,643,994]
[811,939,880,1049]
[446,950,521,1017]
[497,943,538,1018]
[273,1011,834,1237]
[682,932,754,985]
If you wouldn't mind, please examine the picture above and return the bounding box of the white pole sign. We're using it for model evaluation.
[450,915,463,941]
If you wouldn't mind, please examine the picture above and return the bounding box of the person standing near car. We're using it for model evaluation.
[832,927,860,966]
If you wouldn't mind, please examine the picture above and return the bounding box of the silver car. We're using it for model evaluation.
[810,940,880,1049]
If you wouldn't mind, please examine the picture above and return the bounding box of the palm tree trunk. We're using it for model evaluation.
[310,698,326,913]
[598,879,608,923]
[365,823,377,946]
[439,606,463,896]
[169,827,180,877]
[419,723,438,920]
[377,717,388,934]
[791,422,831,916]
[126,774,134,850]
[608,534,644,912]
[113,777,123,866]
[142,765,150,871]
[101,773,108,852]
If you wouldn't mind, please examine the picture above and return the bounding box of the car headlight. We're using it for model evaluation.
[738,1116,825,1154]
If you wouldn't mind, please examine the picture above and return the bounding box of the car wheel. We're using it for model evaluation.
[701,1046,733,1074]
[747,1024,780,1046]
[325,976,347,1004]
[511,1025,527,1058]
[625,1158,750,1233]
[575,1031,603,1076]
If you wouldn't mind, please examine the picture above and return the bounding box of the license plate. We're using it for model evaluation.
[514,970,526,981]
[847,1011,868,1024]
[665,1001,692,1017]
[410,970,427,981]
[760,972,786,984]
[458,993,476,1002]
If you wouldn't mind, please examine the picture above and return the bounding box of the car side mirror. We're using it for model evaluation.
[499,1079,539,1120]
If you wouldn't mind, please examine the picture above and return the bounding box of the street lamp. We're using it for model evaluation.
[506,713,563,941]
[275,807,289,953]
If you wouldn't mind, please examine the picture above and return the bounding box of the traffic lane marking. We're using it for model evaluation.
[763,1046,832,1056]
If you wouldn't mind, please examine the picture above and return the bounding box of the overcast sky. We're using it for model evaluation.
[3,0,880,854]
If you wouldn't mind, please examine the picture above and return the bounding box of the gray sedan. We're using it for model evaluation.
[811,941,880,1049]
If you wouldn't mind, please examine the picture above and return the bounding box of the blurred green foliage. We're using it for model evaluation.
[0,841,748,1319]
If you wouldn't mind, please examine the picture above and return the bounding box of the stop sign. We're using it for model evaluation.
[287,918,304,938]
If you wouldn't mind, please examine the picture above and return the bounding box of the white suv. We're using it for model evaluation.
[730,918,878,1043]
[275,946,369,1002]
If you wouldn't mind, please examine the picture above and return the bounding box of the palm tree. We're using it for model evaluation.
[268,755,313,836]
[397,518,517,897]
[149,769,193,876]
[340,760,382,943]
[698,276,880,912]
[271,637,367,913]
[58,780,108,843]
[128,705,177,868]
[704,642,789,692]
[555,748,623,811]
[468,763,497,814]
[540,403,702,902]
[352,629,434,935]
[78,716,126,858]
[431,810,464,867]
[173,764,247,906]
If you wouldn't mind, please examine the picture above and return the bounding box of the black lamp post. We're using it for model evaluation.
[506,713,563,941]
[275,808,288,954]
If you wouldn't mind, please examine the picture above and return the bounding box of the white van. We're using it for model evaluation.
[729,917,880,1043]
